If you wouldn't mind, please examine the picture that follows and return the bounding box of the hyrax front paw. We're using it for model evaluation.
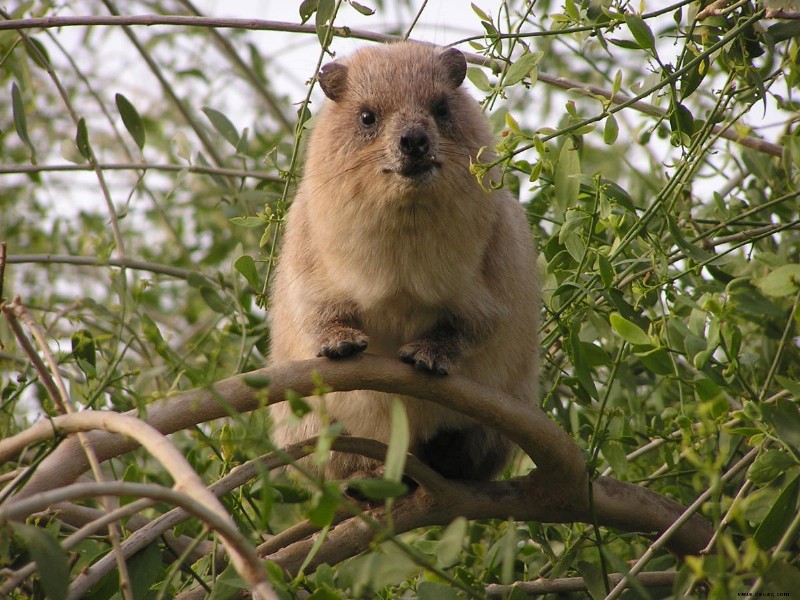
[317,327,368,359]
[398,340,455,376]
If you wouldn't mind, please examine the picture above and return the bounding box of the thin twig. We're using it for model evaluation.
[0,9,128,261]
[0,241,7,310]
[0,13,782,158]
[176,0,294,134]
[1,297,135,600]
[487,571,680,598]
[603,448,757,600]
[0,411,278,600]
[0,161,281,180]
[101,1,227,171]
[4,254,238,289]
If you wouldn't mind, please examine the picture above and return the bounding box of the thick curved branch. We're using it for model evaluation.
[4,354,584,498]
[1,356,713,564]
[266,470,713,574]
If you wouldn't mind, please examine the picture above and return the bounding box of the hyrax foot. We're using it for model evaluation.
[318,327,368,359]
[398,340,455,375]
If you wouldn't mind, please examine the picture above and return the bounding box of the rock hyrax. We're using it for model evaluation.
[269,41,539,482]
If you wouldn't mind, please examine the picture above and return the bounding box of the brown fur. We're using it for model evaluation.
[269,42,540,481]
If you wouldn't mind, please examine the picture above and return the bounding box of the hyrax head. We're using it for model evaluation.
[315,42,488,189]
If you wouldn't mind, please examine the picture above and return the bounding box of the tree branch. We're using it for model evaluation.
[4,253,239,290]
[0,411,277,600]
[1,355,713,563]
[0,13,783,158]
[0,161,282,181]
[0,481,271,599]
[486,571,680,597]
[2,354,584,496]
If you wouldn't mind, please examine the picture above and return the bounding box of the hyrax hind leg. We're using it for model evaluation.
[413,425,513,481]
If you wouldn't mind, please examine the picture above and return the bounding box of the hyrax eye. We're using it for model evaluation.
[433,100,449,119]
[360,109,377,126]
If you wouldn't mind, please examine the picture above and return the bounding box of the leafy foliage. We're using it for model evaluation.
[1,0,800,598]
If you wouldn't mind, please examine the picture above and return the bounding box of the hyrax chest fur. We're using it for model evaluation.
[269,42,539,482]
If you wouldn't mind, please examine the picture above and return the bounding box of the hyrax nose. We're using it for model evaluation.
[399,127,430,159]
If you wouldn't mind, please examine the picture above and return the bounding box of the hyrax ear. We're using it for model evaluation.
[318,61,349,101]
[438,47,467,88]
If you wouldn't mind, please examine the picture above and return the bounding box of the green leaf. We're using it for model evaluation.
[11,82,36,160]
[141,313,172,361]
[754,474,800,549]
[229,215,265,228]
[307,588,345,600]
[242,373,270,389]
[607,37,642,50]
[766,20,800,44]
[200,286,230,314]
[471,2,491,21]
[667,215,716,263]
[299,0,318,23]
[636,346,673,375]
[775,376,800,399]
[603,113,619,144]
[669,102,695,137]
[763,560,800,594]
[127,542,162,600]
[625,14,655,51]
[234,254,260,289]
[202,106,240,148]
[568,325,599,400]
[499,519,516,584]
[384,399,410,483]
[286,389,312,417]
[12,523,69,600]
[75,117,90,159]
[270,483,312,503]
[503,51,543,86]
[26,36,51,69]
[71,329,97,379]
[763,399,800,453]
[349,1,374,16]
[694,377,721,402]
[437,517,467,567]
[172,130,193,160]
[207,563,248,600]
[601,440,629,476]
[785,134,800,170]
[747,450,797,484]
[339,544,421,595]
[728,278,786,318]
[554,139,581,212]
[577,560,607,600]
[755,264,800,297]
[417,582,463,600]
[467,66,491,92]
[680,56,708,99]
[115,93,146,150]
[316,0,335,47]
[345,478,407,500]
[598,254,615,287]
[609,313,652,347]
[308,483,340,526]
